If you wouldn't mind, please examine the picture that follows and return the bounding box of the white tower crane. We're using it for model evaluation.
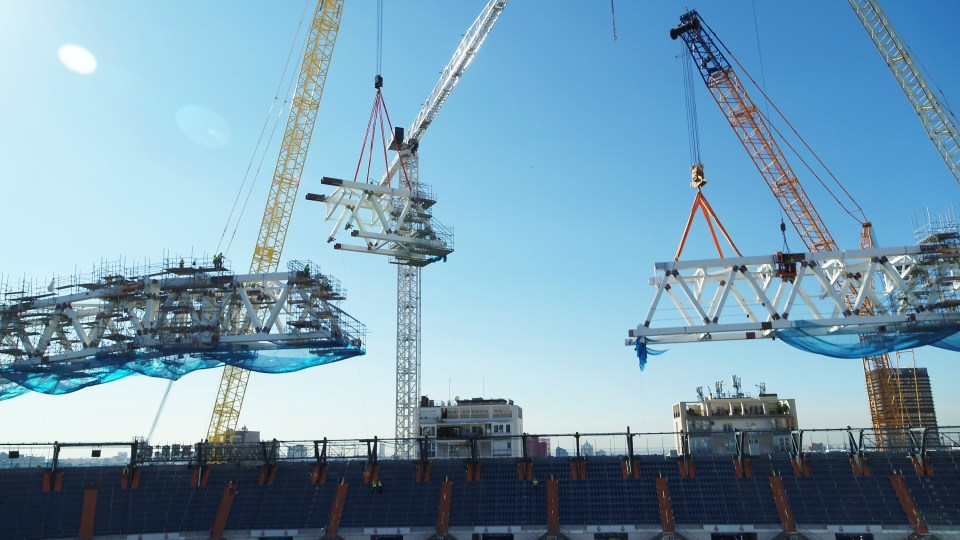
[311,0,508,458]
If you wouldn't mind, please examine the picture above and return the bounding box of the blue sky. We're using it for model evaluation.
[1,1,959,446]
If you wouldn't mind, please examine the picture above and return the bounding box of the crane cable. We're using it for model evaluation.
[751,2,791,245]
[703,19,869,227]
[351,0,411,191]
[216,1,315,256]
[610,0,618,42]
[682,43,701,167]
[750,0,772,123]
[146,380,174,443]
[376,0,384,75]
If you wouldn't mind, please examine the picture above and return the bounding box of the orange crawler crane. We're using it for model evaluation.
[670,10,907,447]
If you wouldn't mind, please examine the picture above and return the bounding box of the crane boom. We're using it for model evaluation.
[207,0,344,444]
[379,0,508,187]
[849,0,960,187]
[671,10,906,446]
[670,12,837,253]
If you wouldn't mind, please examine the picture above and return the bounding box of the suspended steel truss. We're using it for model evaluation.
[0,258,365,400]
[627,243,960,347]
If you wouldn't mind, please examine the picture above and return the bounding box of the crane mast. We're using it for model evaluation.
[316,0,507,458]
[849,0,960,187]
[207,0,344,444]
[671,11,906,446]
[390,0,507,458]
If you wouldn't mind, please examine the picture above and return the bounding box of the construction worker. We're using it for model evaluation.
[214,253,224,269]
[532,477,539,489]
[303,264,310,277]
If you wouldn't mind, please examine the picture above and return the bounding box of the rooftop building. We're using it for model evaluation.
[418,396,523,458]
[673,377,798,455]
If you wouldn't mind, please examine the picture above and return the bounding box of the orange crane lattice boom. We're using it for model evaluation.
[671,10,906,445]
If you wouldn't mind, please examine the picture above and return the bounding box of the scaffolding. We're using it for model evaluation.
[0,257,365,400]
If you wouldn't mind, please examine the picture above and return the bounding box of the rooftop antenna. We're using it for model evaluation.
[696,386,705,401]
[714,380,724,398]
[756,382,767,395]
[732,374,742,397]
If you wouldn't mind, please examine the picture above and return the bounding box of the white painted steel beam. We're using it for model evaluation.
[0,261,365,369]
[627,245,960,345]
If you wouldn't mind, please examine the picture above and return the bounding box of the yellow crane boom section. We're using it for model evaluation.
[206,0,344,444]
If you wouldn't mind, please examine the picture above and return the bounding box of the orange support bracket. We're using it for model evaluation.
[569,458,586,480]
[120,468,141,490]
[890,474,929,537]
[258,465,277,486]
[311,464,328,485]
[417,461,432,482]
[546,477,560,535]
[466,461,481,481]
[78,487,98,540]
[655,476,675,533]
[363,462,380,484]
[191,466,210,488]
[42,470,63,492]
[733,457,753,478]
[517,460,533,481]
[209,482,238,540]
[436,478,453,535]
[769,475,797,535]
[325,479,349,538]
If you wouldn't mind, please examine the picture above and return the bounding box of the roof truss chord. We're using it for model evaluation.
[627,245,960,346]
[0,262,365,369]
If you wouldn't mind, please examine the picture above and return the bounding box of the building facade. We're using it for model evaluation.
[419,396,523,458]
[672,390,798,455]
[892,366,939,447]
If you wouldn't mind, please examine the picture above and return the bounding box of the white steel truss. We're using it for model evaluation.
[0,260,365,382]
[318,152,454,267]
[627,245,960,346]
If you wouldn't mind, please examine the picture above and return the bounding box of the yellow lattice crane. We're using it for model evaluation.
[206,0,344,444]
[849,0,960,187]
[671,11,907,447]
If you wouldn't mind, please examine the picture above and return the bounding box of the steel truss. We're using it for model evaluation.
[627,245,960,346]
[0,260,365,384]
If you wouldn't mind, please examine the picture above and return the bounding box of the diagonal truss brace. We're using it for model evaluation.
[0,263,365,367]
[627,245,960,345]
[312,173,453,267]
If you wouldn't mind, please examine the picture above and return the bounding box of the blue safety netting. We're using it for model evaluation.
[932,333,960,352]
[775,322,960,359]
[0,343,363,401]
[634,338,666,370]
